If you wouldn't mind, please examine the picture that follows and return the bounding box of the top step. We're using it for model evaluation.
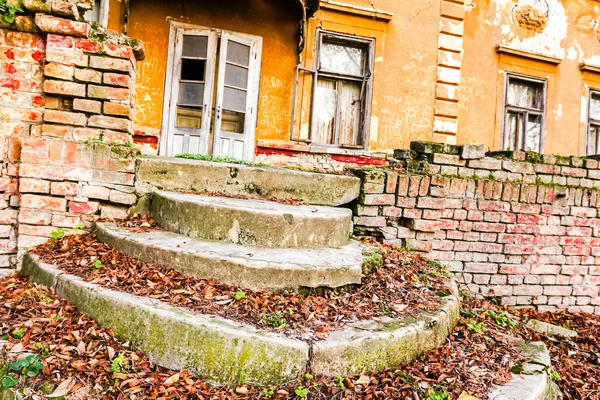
[136,157,361,206]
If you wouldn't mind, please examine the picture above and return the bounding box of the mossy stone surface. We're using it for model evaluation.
[136,157,360,206]
[93,222,363,291]
[150,191,353,248]
[310,295,460,376]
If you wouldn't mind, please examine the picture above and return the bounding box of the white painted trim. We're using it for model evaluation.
[98,0,109,28]
[212,32,263,161]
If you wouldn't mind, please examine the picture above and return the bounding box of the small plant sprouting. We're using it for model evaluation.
[262,312,287,329]
[0,0,22,24]
[424,386,450,400]
[11,328,25,339]
[111,354,125,374]
[73,224,84,233]
[550,369,561,382]
[335,375,346,390]
[484,310,518,329]
[511,360,525,374]
[234,289,247,301]
[35,342,50,355]
[9,354,44,378]
[294,386,309,399]
[93,260,104,270]
[466,320,485,334]
[263,386,275,398]
[50,228,67,241]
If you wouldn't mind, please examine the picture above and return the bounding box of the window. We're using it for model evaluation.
[291,31,373,148]
[587,90,600,155]
[503,74,546,153]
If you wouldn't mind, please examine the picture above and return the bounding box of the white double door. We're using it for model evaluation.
[162,26,262,161]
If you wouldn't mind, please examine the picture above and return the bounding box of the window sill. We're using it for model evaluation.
[319,0,393,21]
[257,140,388,159]
[580,62,600,74]
[496,45,563,65]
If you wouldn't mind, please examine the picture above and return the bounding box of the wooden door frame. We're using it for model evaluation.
[212,31,263,161]
[160,20,262,161]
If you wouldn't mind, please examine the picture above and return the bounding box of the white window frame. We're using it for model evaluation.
[502,73,547,153]
[291,29,374,150]
[586,89,600,156]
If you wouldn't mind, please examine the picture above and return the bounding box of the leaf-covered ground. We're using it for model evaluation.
[29,232,450,341]
[0,231,596,399]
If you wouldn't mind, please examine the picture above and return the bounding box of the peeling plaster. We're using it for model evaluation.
[493,0,567,59]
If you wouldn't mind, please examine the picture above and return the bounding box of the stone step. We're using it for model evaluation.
[136,157,361,206]
[21,254,460,386]
[150,191,353,248]
[94,222,364,291]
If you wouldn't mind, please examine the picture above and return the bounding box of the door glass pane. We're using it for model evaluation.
[223,87,247,113]
[338,81,362,146]
[178,82,204,106]
[320,41,365,76]
[590,92,600,120]
[227,41,250,66]
[225,64,249,89]
[182,35,208,58]
[507,77,544,109]
[525,114,542,152]
[176,106,202,129]
[504,111,521,151]
[181,59,206,81]
[222,110,245,133]
[587,124,600,155]
[313,78,337,144]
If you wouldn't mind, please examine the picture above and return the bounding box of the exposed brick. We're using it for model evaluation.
[19,178,49,193]
[69,200,100,214]
[43,79,86,97]
[50,181,78,196]
[35,14,89,37]
[89,55,131,73]
[103,72,130,87]
[44,62,74,80]
[74,67,102,83]
[73,98,102,114]
[21,194,66,211]
[46,49,88,67]
[87,84,130,101]
[88,115,130,132]
[44,109,87,126]
[101,204,129,220]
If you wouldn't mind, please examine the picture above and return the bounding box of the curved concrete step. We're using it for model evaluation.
[490,342,562,400]
[94,222,364,291]
[21,254,460,387]
[136,157,361,206]
[150,191,353,248]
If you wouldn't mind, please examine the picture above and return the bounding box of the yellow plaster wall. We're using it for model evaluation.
[123,0,300,141]
[460,0,600,156]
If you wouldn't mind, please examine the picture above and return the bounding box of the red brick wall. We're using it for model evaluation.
[0,6,140,266]
[353,143,600,313]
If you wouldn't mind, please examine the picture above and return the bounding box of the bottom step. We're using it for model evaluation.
[20,254,460,386]
[94,222,364,291]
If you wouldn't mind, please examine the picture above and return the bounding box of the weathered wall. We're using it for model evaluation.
[118,0,453,156]
[353,142,600,313]
[460,0,600,156]
[0,2,141,268]
[125,0,300,151]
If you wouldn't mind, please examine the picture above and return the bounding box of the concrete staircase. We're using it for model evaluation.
[21,157,465,386]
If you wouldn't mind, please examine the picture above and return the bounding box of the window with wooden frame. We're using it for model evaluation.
[587,90,600,156]
[291,30,374,149]
[503,74,546,153]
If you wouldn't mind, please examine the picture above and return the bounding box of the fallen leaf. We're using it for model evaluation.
[47,378,75,398]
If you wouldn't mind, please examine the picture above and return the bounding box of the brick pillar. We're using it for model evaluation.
[433,0,466,145]
[0,2,143,264]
